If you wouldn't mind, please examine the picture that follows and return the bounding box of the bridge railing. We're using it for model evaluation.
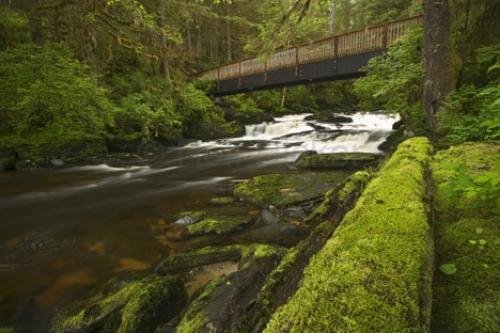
[200,15,422,82]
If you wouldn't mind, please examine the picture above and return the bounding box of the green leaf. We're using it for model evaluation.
[476,227,484,234]
[479,239,487,245]
[439,263,457,275]
[469,240,477,245]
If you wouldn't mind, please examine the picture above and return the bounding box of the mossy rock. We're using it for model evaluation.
[0,328,15,333]
[50,276,187,333]
[431,142,500,333]
[155,245,242,275]
[233,171,349,207]
[295,152,380,170]
[176,244,285,333]
[265,137,434,332]
[186,215,250,236]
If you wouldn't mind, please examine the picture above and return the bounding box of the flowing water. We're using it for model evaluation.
[0,112,398,331]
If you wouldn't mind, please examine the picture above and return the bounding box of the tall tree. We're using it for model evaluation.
[422,0,455,139]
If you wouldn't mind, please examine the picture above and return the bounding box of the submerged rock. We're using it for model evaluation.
[50,275,187,333]
[261,207,280,224]
[295,152,380,170]
[50,158,65,167]
[237,223,307,247]
[209,197,236,205]
[173,211,206,226]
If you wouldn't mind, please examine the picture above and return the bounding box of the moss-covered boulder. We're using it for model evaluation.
[265,137,434,332]
[233,171,349,207]
[0,328,15,333]
[431,142,500,333]
[155,246,242,275]
[50,276,187,333]
[237,170,372,332]
[295,151,380,170]
[176,244,285,333]
[186,215,251,236]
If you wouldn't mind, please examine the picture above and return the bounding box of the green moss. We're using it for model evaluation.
[431,142,500,332]
[265,137,434,332]
[0,328,15,333]
[51,276,187,333]
[234,171,349,207]
[155,245,242,274]
[306,170,372,223]
[296,152,379,170]
[210,196,236,205]
[177,211,206,221]
[176,278,226,333]
[186,216,247,236]
[176,243,285,333]
[119,276,188,333]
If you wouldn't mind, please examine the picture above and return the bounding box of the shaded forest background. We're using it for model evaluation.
[0,0,498,165]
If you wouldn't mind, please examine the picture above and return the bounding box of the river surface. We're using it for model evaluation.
[0,112,398,331]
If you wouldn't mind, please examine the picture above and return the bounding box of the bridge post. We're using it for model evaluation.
[264,57,268,83]
[382,23,389,49]
[295,47,299,78]
[238,62,242,88]
[334,35,338,58]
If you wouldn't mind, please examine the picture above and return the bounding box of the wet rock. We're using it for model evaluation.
[155,246,242,275]
[173,211,205,226]
[392,119,404,130]
[50,158,65,167]
[261,207,280,224]
[295,152,380,170]
[50,275,187,333]
[283,206,307,222]
[234,171,348,208]
[176,245,285,332]
[185,215,252,236]
[378,127,406,153]
[316,113,354,123]
[238,223,307,247]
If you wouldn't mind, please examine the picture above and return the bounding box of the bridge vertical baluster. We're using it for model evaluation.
[383,23,389,49]
[295,47,299,78]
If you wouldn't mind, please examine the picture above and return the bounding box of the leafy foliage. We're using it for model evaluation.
[439,45,500,144]
[354,28,424,132]
[0,43,115,153]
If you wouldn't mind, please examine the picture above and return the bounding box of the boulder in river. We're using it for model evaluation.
[173,211,206,226]
[234,171,349,208]
[295,152,380,170]
[50,275,187,333]
[176,244,285,332]
[50,158,65,167]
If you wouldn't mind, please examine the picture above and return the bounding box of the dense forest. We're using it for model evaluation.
[1,0,496,167]
[0,0,499,332]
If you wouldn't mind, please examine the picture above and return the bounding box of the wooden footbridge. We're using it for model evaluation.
[199,15,422,96]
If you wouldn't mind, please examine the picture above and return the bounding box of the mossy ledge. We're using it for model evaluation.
[50,275,187,333]
[265,137,434,332]
[431,142,500,333]
[237,170,373,332]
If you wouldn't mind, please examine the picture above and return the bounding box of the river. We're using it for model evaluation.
[0,112,398,331]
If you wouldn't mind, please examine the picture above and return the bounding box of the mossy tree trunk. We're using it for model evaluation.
[422,0,455,140]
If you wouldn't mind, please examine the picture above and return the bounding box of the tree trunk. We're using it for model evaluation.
[329,1,336,34]
[226,3,232,61]
[422,0,455,140]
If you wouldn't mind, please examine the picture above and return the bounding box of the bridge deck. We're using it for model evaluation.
[199,15,422,96]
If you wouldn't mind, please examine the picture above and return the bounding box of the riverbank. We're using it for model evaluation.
[2,112,496,332]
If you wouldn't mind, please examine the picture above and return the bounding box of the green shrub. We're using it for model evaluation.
[439,45,500,144]
[354,28,424,132]
[0,43,115,153]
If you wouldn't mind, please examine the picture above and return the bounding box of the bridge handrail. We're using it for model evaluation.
[200,15,422,82]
